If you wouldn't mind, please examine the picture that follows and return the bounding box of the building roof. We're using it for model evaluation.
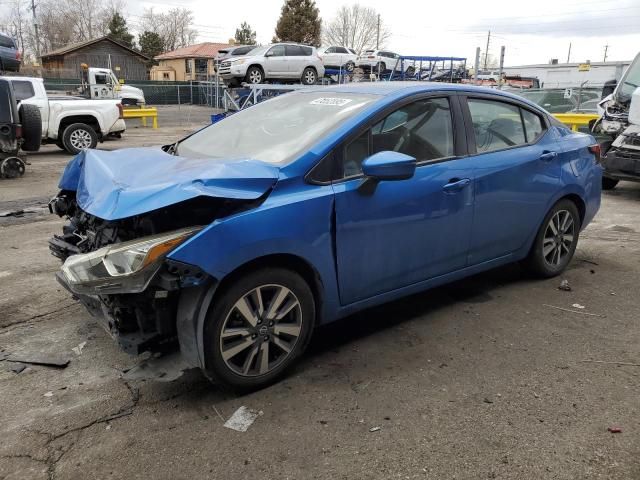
[155,43,232,60]
[41,36,149,59]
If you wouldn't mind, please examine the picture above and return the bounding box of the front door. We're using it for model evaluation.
[332,96,476,305]
[462,96,562,265]
[264,45,287,76]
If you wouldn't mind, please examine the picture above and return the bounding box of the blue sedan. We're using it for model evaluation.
[49,83,602,390]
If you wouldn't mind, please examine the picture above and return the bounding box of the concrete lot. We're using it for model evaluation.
[1,106,639,479]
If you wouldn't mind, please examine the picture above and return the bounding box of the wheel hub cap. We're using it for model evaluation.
[543,209,575,267]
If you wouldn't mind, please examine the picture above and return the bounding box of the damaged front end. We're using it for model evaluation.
[48,148,279,357]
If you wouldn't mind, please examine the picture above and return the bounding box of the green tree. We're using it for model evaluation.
[107,12,134,49]
[234,22,257,45]
[139,30,165,63]
[273,0,321,46]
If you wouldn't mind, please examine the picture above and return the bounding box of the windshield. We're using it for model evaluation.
[177,92,377,164]
[616,53,640,104]
[247,46,269,56]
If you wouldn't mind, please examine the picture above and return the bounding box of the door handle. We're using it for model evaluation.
[443,178,471,193]
[539,151,557,162]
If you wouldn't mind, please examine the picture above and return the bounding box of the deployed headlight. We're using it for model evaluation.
[61,227,201,295]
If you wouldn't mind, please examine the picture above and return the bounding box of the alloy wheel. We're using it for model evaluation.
[219,284,303,377]
[304,70,316,84]
[249,70,262,83]
[542,209,575,267]
[69,129,92,150]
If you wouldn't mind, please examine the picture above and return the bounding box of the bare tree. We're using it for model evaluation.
[140,8,197,52]
[322,4,390,54]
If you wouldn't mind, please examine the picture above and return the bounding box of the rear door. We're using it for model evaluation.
[11,79,48,136]
[331,95,476,304]
[461,95,561,265]
[285,45,306,75]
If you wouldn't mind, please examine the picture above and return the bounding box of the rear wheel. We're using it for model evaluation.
[523,199,581,277]
[376,62,386,73]
[62,123,98,155]
[18,104,42,152]
[203,268,315,391]
[602,177,619,190]
[345,61,355,73]
[301,67,317,85]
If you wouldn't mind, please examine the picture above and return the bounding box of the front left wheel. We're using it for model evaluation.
[301,67,317,85]
[203,268,315,391]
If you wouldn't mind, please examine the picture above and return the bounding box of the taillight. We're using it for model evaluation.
[588,144,601,163]
[117,103,124,118]
[16,125,23,138]
[368,56,375,59]
[16,51,21,61]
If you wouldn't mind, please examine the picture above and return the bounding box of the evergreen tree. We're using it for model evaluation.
[139,30,165,62]
[234,22,257,45]
[107,12,134,49]
[274,0,321,46]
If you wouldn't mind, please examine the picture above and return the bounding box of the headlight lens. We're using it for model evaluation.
[61,227,201,294]
[232,59,245,65]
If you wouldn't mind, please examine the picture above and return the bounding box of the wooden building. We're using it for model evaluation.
[41,36,149,80]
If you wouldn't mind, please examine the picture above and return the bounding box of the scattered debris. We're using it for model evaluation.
[43,391,54,397]
[608,427,622,433]
[572,303,586,309]
[105,424,112,430]
[581,360,640,367]
[542,304,603,317]
[590,269,596,274]
[483,397,494,404]
[610,292,616,296]
[7,353,70,368]
[122,352,192,382]
[223,406,262,432]
[212,405,225,423]
[533,392,540,399]
[558,280,572,291]
[8,363,26,374]
[72,341,87,356]
[369,426,381,432]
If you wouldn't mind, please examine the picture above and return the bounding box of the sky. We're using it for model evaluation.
[128,0,640,66]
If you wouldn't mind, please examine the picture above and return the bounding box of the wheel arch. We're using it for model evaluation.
[57,115,101,138]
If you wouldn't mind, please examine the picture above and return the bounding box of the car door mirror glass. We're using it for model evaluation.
[362,151,416,181]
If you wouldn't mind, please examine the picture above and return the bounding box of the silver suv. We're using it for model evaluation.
[218,43,325,86]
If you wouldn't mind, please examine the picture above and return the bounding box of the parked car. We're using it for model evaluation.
[215,45,257,67]
[1,76,125,154]
[218,43,325,86]
[476,70,501,82]
[357,50,414,75]
[516,88,601,114]
[0,32,21,72]
[49,83,602,391]
[317,46,358,73]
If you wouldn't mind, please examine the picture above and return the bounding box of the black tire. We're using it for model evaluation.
[406,66,415,77]
[245,66,264,84]
[301,67,317,85]
[377,62,386,73]
[18,104,42,152]
[203,267,315,391]
[602,177,619,190]
[523,199,581,278]
[345,61,355,73]
[61,123,98,155]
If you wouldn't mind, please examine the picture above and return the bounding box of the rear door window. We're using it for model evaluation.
[521,109,544,142]
[335,47,349,54]
[301,46,312,56]
[11,80,35,101]
[285,45,303,56]
[468,99,526,153]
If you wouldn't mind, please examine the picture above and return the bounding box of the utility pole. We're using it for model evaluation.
[376,14,380,50]
[567,42,571,63]
[483,30,491,70]
[30,0,41,63]
[473,47,480,84]
[497,45,505,90]
[603,44,609,62]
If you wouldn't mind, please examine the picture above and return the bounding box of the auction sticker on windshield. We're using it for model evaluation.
[310,98,353,106]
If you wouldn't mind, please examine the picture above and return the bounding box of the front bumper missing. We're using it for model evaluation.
[602,149,640,182]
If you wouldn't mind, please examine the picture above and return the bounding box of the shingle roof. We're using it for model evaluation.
[155,43,232,60]
[41,36,149,59]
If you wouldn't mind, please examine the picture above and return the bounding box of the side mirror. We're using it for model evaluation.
[265,51,274,57]
[362,151,416,181]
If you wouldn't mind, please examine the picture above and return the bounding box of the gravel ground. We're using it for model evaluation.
[1,107,638,479]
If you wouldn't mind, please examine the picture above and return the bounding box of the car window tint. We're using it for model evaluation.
[335,47,348,54]
[301,46,312,56]
[343,131,370,178]
[349,48,357,55]
[468,99,526,153]
[0,35,15,48]
[325,47,335,54]
[269,45,285,56]
[11,80,34,101]
[233,46,253,55]
[372,98,454,161]
[286,45,303,56]
[521,109,544,142]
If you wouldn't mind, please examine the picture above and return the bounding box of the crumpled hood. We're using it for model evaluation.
[58,148,280,220]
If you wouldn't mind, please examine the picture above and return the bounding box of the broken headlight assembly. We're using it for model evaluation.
[60,227,202,295]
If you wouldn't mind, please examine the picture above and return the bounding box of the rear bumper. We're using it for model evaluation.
[0,57,20,71]
[601,148,640,182]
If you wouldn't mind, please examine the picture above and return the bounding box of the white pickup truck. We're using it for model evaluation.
[1,76,126,154]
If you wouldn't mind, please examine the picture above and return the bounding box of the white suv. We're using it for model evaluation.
[317,46,358,73]
[218,43,325,86]
[356,50,414,75]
